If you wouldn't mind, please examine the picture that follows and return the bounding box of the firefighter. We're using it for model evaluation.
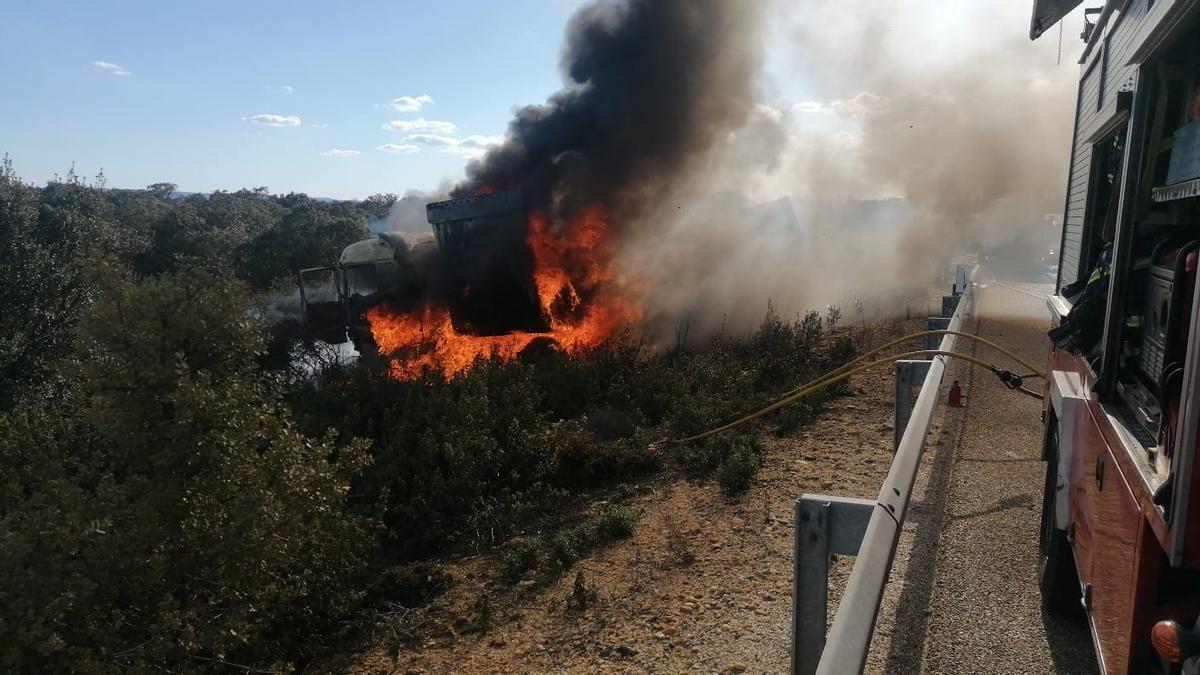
[1048,242,1112,356]
[1048,137,1125,358]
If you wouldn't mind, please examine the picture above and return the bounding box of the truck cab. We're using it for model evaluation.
[298,232,426,350]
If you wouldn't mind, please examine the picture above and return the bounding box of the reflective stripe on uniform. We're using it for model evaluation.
[1088,265,1110,286]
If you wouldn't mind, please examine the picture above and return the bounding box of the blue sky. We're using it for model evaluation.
[0,1,585,199]
[0,1,1082,201]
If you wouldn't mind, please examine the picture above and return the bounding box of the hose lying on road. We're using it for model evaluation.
[672,329,1045,446]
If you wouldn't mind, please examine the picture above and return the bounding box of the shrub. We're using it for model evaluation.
[369,563,451,607]
[473,592,495,634]
[566,571,599,611]
[663,515,696,567]
[771,398,821,437]
[553,420,659,488]
[503,506,638,583]
[718,444,761,496]
[587,408,638,441]
[595,506,638,541]
[502,538,546,582]
[550,525,591,571]
[0,266,378,673]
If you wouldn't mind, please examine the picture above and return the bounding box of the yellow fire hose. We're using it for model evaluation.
[672,330,1046,446]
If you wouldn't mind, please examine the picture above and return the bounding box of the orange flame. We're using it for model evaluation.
[368,205,639,379]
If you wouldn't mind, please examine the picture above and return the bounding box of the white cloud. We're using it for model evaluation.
[793,101,833,114]
[321,148,360,157]
[248,114,302,127]
[396,132,504,158]
[754,103,784,121]
[378,143,420,155]
[382,118,457,134]
[281,85,294,94]
[400,132,504,159]
[92,61,131,76]
[829,92,881,118]
[310,123,329,128]
[460,134,504,148]
[391,94,433,112]
[403,133,460,146]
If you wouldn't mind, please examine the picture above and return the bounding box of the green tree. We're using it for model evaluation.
[0,159,136,408]
[241,202,366,288]
[145,182,177,198]
[0,263,377,672]
[360,192,398,219]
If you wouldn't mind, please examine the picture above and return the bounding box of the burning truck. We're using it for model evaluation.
[296,189,635,379]
[297,190,542,351]
[294,1,761,379]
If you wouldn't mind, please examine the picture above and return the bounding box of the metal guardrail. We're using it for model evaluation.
[791,267,976,674]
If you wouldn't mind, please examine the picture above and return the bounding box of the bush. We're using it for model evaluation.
[288,301,858,566]
[368,563,451,607]
[718,444,761,496]
[566,571,599,611]
[0,266,377,672]
[595,506,638,541]
[550,525,590,571]
[771,397,821,436]
[502,506,638,583]
[502,538,546,582]
[554,420,659,488]
[0,159,872,671]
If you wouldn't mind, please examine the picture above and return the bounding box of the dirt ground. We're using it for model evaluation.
[337,317,935,675]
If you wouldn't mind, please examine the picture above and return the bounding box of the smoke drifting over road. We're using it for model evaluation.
[621,0,1079,339]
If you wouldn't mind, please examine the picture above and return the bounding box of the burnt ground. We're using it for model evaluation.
[331,314,940,675]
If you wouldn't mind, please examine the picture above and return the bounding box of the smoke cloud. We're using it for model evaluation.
[456,0,764,229]
[621,0,1080,339]
[431,0,1077,343]
[371,182,452,237]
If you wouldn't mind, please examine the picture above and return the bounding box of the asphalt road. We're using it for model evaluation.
[913,280,1097,674]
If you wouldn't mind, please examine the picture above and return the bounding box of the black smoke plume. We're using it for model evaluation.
[454,0,764,227]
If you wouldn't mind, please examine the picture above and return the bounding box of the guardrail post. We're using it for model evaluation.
[925,317,951,353]
[941,294,960,317]
[792,495,875,675]
[893,360,931,451]
[793,497,831,675]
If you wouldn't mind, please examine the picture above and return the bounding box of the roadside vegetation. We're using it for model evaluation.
[0,159,857,672]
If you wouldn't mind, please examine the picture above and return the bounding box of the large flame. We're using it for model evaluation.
[368,205,639,379]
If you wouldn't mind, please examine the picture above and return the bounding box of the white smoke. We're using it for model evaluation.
[621,0,1082,341]
[370,181,454,236]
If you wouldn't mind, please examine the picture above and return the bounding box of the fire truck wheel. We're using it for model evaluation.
[1039,419,1081,614]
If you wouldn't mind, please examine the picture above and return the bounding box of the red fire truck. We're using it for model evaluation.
[1035,0,1200,672]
